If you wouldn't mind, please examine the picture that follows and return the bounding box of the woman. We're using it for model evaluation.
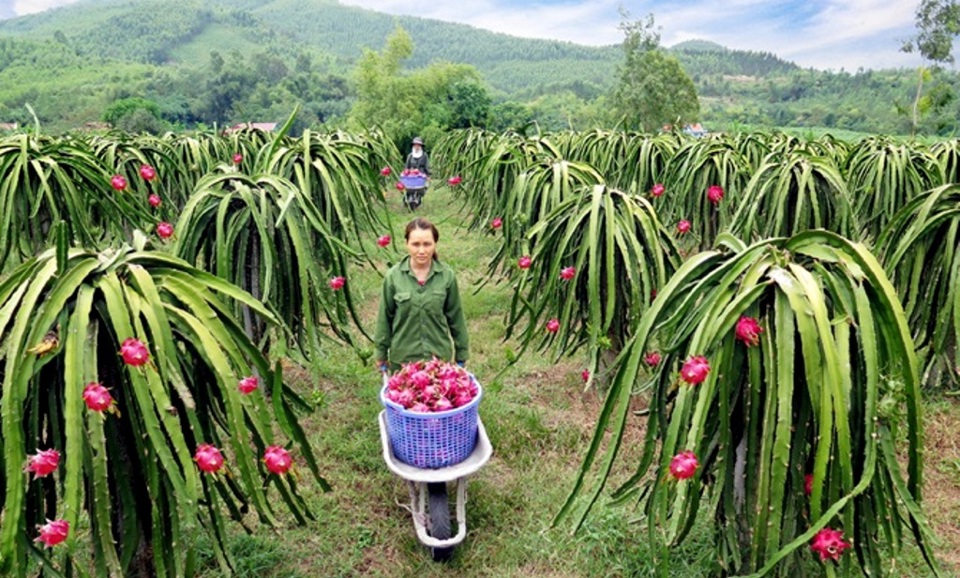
[375,218,468,372]
[405,136,430,176]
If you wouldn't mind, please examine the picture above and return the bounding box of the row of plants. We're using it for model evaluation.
[0,123,403,576]
[434,128,960,576]
[436,128,959,389]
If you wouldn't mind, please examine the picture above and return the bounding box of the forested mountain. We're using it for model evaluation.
[0,0,955,135]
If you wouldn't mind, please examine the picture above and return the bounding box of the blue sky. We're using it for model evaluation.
[3,0,941,71]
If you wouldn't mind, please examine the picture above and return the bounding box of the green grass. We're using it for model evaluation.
[188,185,959,577]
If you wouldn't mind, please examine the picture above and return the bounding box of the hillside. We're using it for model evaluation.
[0,0,955,135]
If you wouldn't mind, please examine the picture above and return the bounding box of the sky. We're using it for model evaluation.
[0,0,941,71]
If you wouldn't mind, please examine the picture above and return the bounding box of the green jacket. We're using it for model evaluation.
[374,257,469,365]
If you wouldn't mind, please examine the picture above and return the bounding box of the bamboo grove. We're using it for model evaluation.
[435,128,960,577]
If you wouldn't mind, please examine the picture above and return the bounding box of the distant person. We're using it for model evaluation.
[405,136,430,177]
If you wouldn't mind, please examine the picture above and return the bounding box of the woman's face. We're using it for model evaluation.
[406,228,436,265]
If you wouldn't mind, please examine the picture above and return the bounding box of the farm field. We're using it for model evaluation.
[204,184,960,578]
[1,127,959,577]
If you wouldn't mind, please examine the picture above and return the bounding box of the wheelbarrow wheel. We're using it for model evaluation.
[427,482,453,562]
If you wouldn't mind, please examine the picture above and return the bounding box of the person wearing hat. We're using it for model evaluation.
[405,136,430,177]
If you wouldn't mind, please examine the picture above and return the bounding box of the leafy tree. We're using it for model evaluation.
[447,81,491,129]
[349,26,489,147]
[612,13,699,131]
[487,101,534,132]
[901,0,960,135]
[102,97,163,127]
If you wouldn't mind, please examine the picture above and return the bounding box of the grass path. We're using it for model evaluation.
[195,186,960,577]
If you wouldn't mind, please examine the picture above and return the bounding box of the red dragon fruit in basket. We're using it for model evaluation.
[385,358,477,413]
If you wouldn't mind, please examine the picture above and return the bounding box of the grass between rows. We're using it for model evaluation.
[193,185,960,578]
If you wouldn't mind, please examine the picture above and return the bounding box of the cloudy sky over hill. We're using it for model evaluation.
[2,0,945,71]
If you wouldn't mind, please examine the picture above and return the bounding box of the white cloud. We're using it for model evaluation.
[341,0,931,70]
[6,0,940,70]
[13,0,78,15]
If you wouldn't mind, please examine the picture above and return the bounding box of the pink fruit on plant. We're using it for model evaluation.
[193,444,224,474]
[156,222,174,240]
[263,445,293,475]
[377,235,391,247]
[669,450,699,480]
[677,219,691,234]
[25,449,60,479]
[491,217,503,229]
[707,185,724,205]
[233,153,243,165]
[546,318,560,333]
[581,369,590,382]
[148,194,162,208]
[83,382,115,413]
[518,255,532,269]
[680,355,710,385]
[238,376,258,394]
[380,166,392,176]
[560,266,576,281]
[804,473,814,496]
[644,351,662,367]
[140,164,156,181]
[810,528,851,561]
[735,316,763,347]
[110,175,127,191]
[651,183,665,198]
[395,181,405,191]
[448,175,462,186]
[329,276,345,290]
[119,338,149,366]
[34,519,69,548]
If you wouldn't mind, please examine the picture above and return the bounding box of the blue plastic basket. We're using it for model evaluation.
[380,378,482,469]
[400,174,427,189]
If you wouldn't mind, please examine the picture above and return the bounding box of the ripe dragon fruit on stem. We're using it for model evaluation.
[25,449,60,479]
[669,450,698,480]
[35,519,69,548]
[193,444,224,474]
[119,338,149,366]
[263,446,293,475]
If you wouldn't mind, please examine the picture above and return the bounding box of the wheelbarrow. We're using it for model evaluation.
[399,173,427,210]
[377,410,493,561]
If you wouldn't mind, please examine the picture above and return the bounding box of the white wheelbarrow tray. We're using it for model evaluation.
[377,410,493,552]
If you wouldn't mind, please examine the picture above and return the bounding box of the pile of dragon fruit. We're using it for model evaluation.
[384,359,478,413]
[400,168,423,177]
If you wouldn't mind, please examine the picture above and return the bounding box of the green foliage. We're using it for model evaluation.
[845,136,941,240]
[506,185,680,377]
[613,15,699,131]
[174,169,360,356]
[902,0,960,63]
[729,149,856,240]
[557,231,939,577]
[0,133,152,272]
[2,0,960,135]
[0,241,327,577]
[877,184,960,386]
[348,26,489,148]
